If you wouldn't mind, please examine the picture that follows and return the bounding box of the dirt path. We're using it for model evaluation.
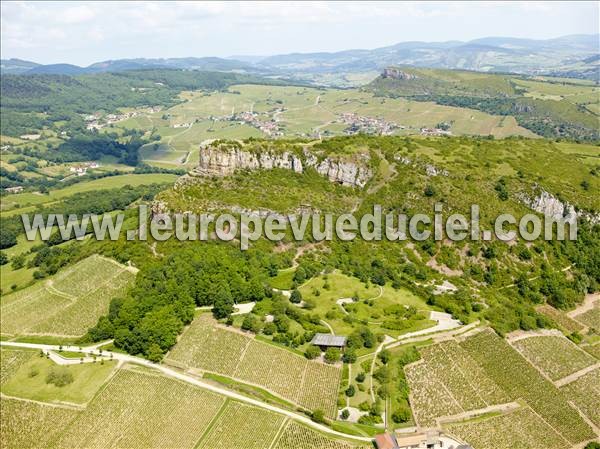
[555,363,600,388]
[568,292,599,318]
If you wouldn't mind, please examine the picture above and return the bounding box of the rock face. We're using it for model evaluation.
[192,144,372,188]
[520,189,600,224]
[382,67,417,80]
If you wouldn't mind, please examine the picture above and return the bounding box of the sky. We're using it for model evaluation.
[1,1,599,66]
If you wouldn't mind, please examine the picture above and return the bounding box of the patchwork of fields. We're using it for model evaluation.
[0,254,135,338]
[405,340,508,427]
[0,358,367,449]
[458,329,596,445]
[165,314,341,417]
[511,335,597,381]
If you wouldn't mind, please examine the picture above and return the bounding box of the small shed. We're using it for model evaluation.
[311,333,347,351]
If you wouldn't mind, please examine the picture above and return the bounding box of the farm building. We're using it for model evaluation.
[311,333,347,351]
[375,431,449,449]
[4,186,24,194]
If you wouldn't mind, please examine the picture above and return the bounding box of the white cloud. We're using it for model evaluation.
[1,1,597,65]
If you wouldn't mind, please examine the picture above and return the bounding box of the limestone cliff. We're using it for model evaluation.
[190,143,372,188]
[520,189,600,224]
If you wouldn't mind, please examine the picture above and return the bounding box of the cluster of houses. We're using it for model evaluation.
[84,107,161,131]
[69,162,100,177]
[420,128,452,137]
[4,186,24,194]
[232,111,283,136]
[339,113,400,136]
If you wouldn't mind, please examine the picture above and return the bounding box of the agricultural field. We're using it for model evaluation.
[512,335,597,381]
[0,397,81,449]
[572,305,600,329]
[56,367,226,449]
[459,329,596,445]
[164,314,341,417]
[0,254,135,338]
[273,421,371,449]
[404,341,508,427]
[98,83,538,169]
[444,407,568,449]
[197,401,285,449]
[1,350,117,405]
[560,367,600,428]
[1,173,177,217]
[535,304,585,333]
[0,348,35,384]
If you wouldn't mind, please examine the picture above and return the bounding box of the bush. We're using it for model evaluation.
[355,372,366,383]
[290,289,303,304]
[342,348,357,364]
[324,347,341,364]
[304,345,321,360]
[391,406,411,423]
[345,385,356,397]
[241,314,263,333]
[312,409,326,424]
[46,366,74,387]
[340,409,350,420]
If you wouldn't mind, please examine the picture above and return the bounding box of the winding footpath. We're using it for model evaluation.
[0,341,372,444]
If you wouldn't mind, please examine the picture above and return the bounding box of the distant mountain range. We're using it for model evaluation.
[2,34,598,80]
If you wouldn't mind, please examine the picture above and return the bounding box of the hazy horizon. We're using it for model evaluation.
[2,1,598,66]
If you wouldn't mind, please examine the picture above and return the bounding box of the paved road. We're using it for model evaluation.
[0,341,372,443]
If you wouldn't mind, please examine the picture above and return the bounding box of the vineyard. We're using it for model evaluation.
[404,341,507,427]
[55,367,225,449]
[512,335,597,381]
[560,367,600,428]
[273,421,371,449]
[197,401,285,449]
[0,255,135,337]
[572,305,600,329]
[459,329,595,444]
[0,348,34,385]
[0,398,81,449]
[445,407,568,449]
[536,304,584,333]
[165,315,341,416]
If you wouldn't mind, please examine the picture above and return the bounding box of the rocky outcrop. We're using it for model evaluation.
[382,67,417,80]
[191,144,372,188]
[520,189,600,224]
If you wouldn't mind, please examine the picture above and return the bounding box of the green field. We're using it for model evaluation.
[1,173,177,216]
[1,351,117,404]
[1,254,135,338]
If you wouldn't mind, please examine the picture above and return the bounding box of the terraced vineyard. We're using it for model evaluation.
[445,407,568,449]
[512,335,598,381]
[404,341,508,427]
[0,398,81,449]
[560,368,600,428]
[0,255,135,337]
[460,329,596,444]
[197,401,285,449]
[572,305,600,329]
[273,421,371,449]
[165,315,341,417]
[536,304,584,333]
[56,367,225,449]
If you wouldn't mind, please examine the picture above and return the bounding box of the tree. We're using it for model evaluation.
[378,349,390,365]
[345,385,356,397]
[212,286,234,319]
[324,348,341,364]
[340,409,350,420]
[423,184,435,197]
[0,252,7,265]
[147,343,164,363]
[355,372,366,383]
[391,406,411,423]
[305,345,321,360]
[241,314,262,334]
[311,409,326,424]
[290,289,303,304]
[342,348,357,364]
